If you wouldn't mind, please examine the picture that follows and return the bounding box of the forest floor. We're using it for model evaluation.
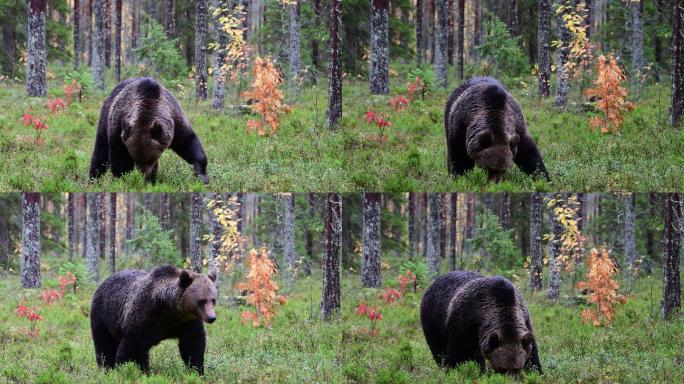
[0,262,681,384]
[0,70,683,192]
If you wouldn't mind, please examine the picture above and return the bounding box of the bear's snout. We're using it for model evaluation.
[207,316,216,324]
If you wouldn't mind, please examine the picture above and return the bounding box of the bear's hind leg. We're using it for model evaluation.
[178,321,206,375]
[115,336,150,373]
[92,322,118,369]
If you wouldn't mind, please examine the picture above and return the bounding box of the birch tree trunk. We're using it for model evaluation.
[362,193,381,287]
[426,193,440,277]
[195,0,209,100]
[92,0,106,90]
[27,0,47,97]
[327,0,343,129]
[671,0,684,127]
[86,193,100,282]
[662,193,681,319]
[190,193,203,272]
[369,0,389,94]
[21,193,41,288]
[434,0,449,88]
[321,193,341,320]
[530,193,543,291]
[538,0,551,97]
[548,194,562,300]
[283,193,296,286]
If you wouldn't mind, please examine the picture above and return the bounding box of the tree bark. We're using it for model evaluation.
[131,0,139,60]
[86,193,100,282]
[212,0,230,110]
[369,0,390,94]
[304,193,315,275]
[457,0,465,80]
[195,0,209,100]
[630,0,644,90]
[27,0,47,97]
[109,193,116,274]
[166,0,175,37]
[208,193,221,287]
[104,0,111,67]
[538,0,551,98]
[288,1,301,96]
[416,0,424,66]
[67,193,76,260]
[74,0,81,69]
[408,192,416,258]
[671,1,684,127]
[434,0,449,88]
[362,193,382,287]
[662,193,681,319]
[327,0,343,129]
[548,194,562,300]
[311,0,322,73]
[624,193,636,275]
[426,193,441,277]
[92,0,106,90]
[21,193,41,288]
[114,0,122,82]
[530,193,543,291]
[283,193,296,285]
[321,193,341,320]
[449,193,457,271]
[555,1,571,107]
[190,193,203,272]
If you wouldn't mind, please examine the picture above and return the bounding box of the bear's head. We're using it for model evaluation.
[481,330,532,374]
[467,130,519,182]
[179,270,218,324]
[122,117,174,180]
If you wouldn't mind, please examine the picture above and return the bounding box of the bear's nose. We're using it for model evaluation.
[207,316,216,324]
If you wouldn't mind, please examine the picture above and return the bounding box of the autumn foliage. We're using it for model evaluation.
[576,248,627,326]
[362,77,426,142]
[235,248,286,328]
[242,57,290,136]
[585,55,634,133]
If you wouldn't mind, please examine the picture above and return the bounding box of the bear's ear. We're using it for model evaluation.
[179,270,193,289]
[207,270,217,283]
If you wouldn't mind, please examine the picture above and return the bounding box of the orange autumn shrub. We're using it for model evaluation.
[241,57,290,136]
[576,248,626,326]
[235,248,286,328]
[584,55,634,133]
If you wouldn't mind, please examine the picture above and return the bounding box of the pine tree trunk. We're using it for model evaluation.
[27,0,47,97]
[327,0,342,129]
[125,194,133,253]
[114,0,122,82]
[208,193,221,288]
[212,0,230,110]
[654,0,665,75]
[434,0,448,88]
[86,193,100,281]
[463,193,475,255]
[630,0,644,90]
[548,194,562,300]
[556,1,571,107]
[416,0,424,66]
[624,193,636,275]
[662,193,681,319]
[457,0,465,80]
[530,193,543,290]
[361,193,382,287]
[538,0,551,98]
[109,193,116,274]
[87,0,93,66]
[321,193,341,320]
[449,193,457,271]
[131,0,138,60]
[92,0,106,90]
[190,193,203,273]
[408,192,416,258]
[99,193,106,259]
[195,0,209,100]
[500,193,511,230]
[304,193,315,276]
[426,193,440,277]
[671,1,684,127]
[105,0,111,67]
[447,0,454,65]
[369,0,390,94]
[288,1,301,96]
[74,0,81,69]
[509,0,519,35]
[80,193,87,258]
[439,194,447,259]
[21,193,41,288]
[311,0,322,73]
[283,193,296,285]
[166,0,175,37]
[67,193,76,260]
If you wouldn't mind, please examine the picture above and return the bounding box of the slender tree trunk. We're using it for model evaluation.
[671,1,684,127]
[538,0,551,98]
[361,193,382,287]
[321,193,341,320]
[416,0,424,65]
[457,0,465,80]
[662,193,681,319]
[86,193,100,282]
[327,0,342,129]
[369,0,390,94]
[288,1,301,96]
[80,194,87,258]
[630,0,644,91]
[104,0,111,67]
[408,192,416,258]
[166,0,175,37]
[463,193,475,255]
[87,0,93,66]
[109,193,116,274]
[304,193,315,275]
[447,0,454,65]
[67,193,76,260]
[27,0,47,97]
[189,193,202,272]
[624,193,636,276]
[74,0,81,69]
[426,193,440,277]
[654,0,665,75]
[449,193,457,271]
[125,194,133,253]
[556,2,571,107]
[434,0,448,88]
[548,194,562,300]
[131,0,138,60]
[212,0,230,109]
[92,0,106,90]
[530,193,543,291]
[99,193,106,259]
[208,193,221,287]
[439,194,447,259]
[283,193,296,285]
[21,193,41,288]
[509,0,519,35]
[311,0,322,73]
[195,0,209,100]
[114,0,122,82]
[0,199,8,268]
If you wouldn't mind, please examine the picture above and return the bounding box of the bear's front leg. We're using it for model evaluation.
[178,321,207,375]
[115,336,151,373]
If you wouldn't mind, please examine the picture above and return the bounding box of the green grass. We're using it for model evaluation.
[0,262,681,384]
[0,72,683,192]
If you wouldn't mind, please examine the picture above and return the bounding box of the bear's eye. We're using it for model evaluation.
[479,135,492,149]
[198,299,207,306]
[212,299,216,305]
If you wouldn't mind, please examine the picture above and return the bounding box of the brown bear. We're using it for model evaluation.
[90,265,218,374]
[420,271,542,374]
[88,77,209,184]
[445,77,549,182]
